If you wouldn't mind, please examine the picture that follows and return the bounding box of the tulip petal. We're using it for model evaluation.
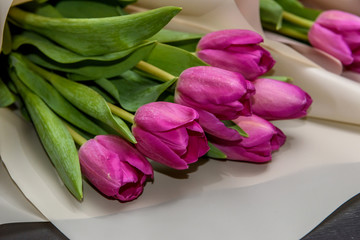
[94,135,153,176]
[134,102,199,132]
[316,10,360,32]
[309,23,353,65]
[197,29,264,50]
[133,126,189,169]
[195,109,243,141]
[251,78,313,120]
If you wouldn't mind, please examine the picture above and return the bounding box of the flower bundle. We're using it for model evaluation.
[0,0,312,202]
[260,0,360,73]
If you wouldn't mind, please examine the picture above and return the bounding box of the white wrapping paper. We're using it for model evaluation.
[1,0,360,239]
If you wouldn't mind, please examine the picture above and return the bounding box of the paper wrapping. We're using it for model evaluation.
[1,0,360,239]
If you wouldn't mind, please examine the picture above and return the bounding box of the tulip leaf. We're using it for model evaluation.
[0,77,16,107]
[111,70,177,112]
[21,1,64,18]
[13,31,156,64]
[263,75,293,83]
[8,6,181,56]
[9,53,108,136]
[9,71,83,200]
[26,41,156,80]
[222,120,249,138]
[95,78,121,103]
[206,142,227,159]
[148,29,203,44]
[24,60,136,143]
[2,22,12,55]
[274,0,321,21]
[55,0,124,18]
[259,0,283,30]
[144,42,208,77]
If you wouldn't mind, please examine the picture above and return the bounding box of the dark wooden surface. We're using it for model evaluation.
[2,193,360,240]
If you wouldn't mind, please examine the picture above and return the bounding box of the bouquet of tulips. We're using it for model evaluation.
[0,0,312,203]
[260,0,360,73]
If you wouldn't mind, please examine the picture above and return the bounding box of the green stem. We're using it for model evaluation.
[282,11,314,29]
[64,123,87,146]
[107,102,135,124]
[135,60,175,82]
[278,25,309,41]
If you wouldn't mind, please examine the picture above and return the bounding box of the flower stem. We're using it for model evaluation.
[107,102,135,124]
[277,25,309,41]
[135,60,175,82]
[282,11,314,29]
[64,123,87,146]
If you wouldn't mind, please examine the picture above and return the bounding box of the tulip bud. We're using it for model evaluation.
[209,115,286,163]
[197,29,275,80]
[132,102,209,170]
[251,78,312,120]
[79,135,153,202]
[175,66,255,120]
[308,10,360,72]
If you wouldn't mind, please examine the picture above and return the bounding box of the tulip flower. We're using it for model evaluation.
[251,78,312,120]
[196,29,275,80]
[132,101,209,170]
[79,135,153,202]
[175,66,255,120]
[209,115,286,163]
[308,10,360,72]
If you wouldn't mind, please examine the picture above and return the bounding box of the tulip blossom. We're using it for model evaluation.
[175,66,255,120]
[209,115,286,163]
[197,29,275,80]
[251,78,312,120]
[79,135,153,202]
[132,101,209,170]
[308,10,360,72]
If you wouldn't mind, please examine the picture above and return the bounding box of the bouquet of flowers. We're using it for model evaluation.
[0,0,312,203]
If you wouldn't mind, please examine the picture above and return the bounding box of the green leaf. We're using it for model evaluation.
[274,0,321,20]
[21,1,64,18]
[26,41,156,80]
[2,22,12,55]
[145,42,208,76]
[8,6,181,56]
[112,70,177,112]
[10,71,83,200]
[55,0,123,18]
[206,142,227,159]
[148,29,203,43]
[95,78,121,103]
[9,53,108,136]
[259,0,283,30]
[25,60,136,143]
[0,77,16,107]
[222,120,248,138]
[262,75,293,82]
[12,31,156,64]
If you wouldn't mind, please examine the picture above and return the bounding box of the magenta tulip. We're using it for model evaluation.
[251,78,312,120]
[175,66,255,120]
[197,29,275,80]
[308,10,360,72]
[79,135,153,202]
[132,101,209,170]
[210,115,286,163]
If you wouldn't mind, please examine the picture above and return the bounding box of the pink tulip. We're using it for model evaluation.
[308,10,360,72]
[132,102,209,170]
[197,29,275,80]
[79,135,153,202]
[209,115,286,163]
[175,66,255,120]
[251,78,312,120]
